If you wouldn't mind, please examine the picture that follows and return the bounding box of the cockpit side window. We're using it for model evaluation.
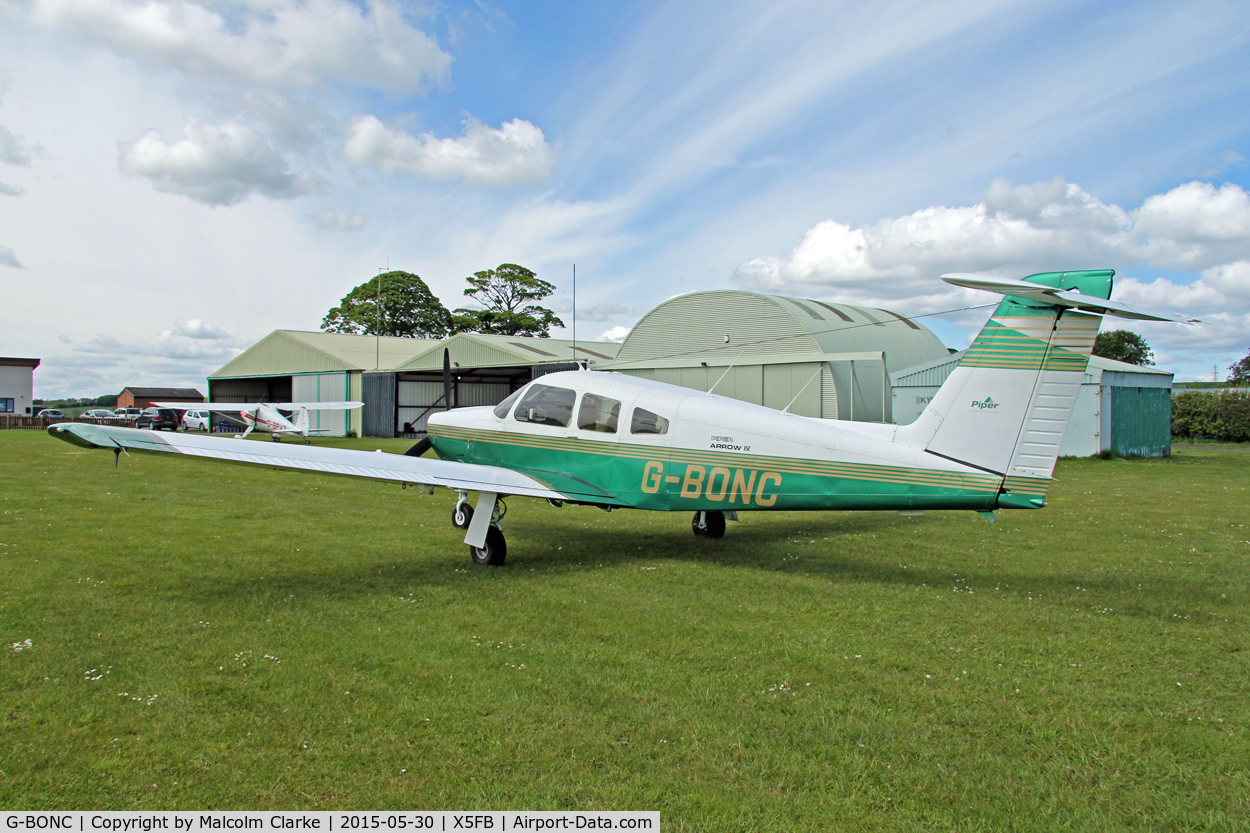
[630,407,669,435]
[492,388,524,419]
[513,384,576,427]
[577,393,621,433]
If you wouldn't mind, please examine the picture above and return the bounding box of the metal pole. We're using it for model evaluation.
[572,263,577,368]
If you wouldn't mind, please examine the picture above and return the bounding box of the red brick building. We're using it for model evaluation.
[117,387,204,409]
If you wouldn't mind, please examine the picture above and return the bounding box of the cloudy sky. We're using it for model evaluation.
[1,0,1248,397]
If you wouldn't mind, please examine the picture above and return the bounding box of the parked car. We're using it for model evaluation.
[135,407,180,431]
[36,408,65,419]
[182,409,211,431]
[80,409,117,422]
[114,407,142,418]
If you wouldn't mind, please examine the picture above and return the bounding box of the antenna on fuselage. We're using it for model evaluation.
[705,350,746,396]
[781,365,825,414]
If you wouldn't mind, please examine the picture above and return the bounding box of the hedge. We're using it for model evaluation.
[1171,389,1250,442]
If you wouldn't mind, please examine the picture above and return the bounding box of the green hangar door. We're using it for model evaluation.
[1109,386,1172,457]
[292,372,351,436]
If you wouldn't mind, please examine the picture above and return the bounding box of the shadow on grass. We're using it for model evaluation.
[164,508,1218,622]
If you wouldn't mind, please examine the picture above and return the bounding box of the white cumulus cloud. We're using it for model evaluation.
[11,0,451,94]
[343,115,559,186]
[735,176,1250,370]
[598,325,630,343]
[309,209,366,231]
[172,317,229,339]
[735,177,1250,304]
[118,117,321,205]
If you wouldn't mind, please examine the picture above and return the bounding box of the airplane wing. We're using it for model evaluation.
[274,401,363,410]
[153,402,248,412]
[152,401,364,412]
[47,423,566,501]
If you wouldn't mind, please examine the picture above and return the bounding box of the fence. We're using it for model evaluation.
[0,416,138,430]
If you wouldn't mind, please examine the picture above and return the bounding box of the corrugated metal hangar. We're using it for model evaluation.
[210,329,621,438]
[600,290,951,422]
[891,351,1174,457]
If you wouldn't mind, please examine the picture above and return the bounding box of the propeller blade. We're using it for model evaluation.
[442,348,453,411]
[405,437,432,457]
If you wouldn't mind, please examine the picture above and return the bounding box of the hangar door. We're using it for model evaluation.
[396,376,513,435]
[1110,386,1171,458]
[292,371,351,436]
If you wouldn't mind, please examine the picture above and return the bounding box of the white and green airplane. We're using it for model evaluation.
[50,271,1192,566]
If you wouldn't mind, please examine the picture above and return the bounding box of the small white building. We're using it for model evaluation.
[0,357,40,416]
[891,352,1174,457]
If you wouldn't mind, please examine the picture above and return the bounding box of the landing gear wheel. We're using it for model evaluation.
[452,502,473,529]
[469,526,507,566]
[692,510,726,539]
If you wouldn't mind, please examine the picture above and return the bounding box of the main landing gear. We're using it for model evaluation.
[454,492,508,567]
[692,510,726,539]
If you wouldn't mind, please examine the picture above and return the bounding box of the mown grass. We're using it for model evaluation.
[1,430,1247,830]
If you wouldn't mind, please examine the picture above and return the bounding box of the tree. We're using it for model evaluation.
[321,271,452,338]
[1093,330,1154,366]
[451,263,565,338]
[1229,349,1250,385]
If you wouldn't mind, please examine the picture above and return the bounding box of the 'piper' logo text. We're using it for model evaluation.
[971,397,1000,411]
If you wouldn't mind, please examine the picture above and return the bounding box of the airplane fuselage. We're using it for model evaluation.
[427,371,1005,513]
[241,405,299,435]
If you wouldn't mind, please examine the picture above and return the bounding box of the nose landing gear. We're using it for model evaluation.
[457,492,508,566]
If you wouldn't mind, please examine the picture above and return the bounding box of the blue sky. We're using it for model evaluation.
[1,0,1248,396]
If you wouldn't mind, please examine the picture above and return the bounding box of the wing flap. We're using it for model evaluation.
[48,423,565,500]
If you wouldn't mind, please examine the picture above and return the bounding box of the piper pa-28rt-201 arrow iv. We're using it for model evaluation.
[153,401,363,442]
[51,270,1194,566]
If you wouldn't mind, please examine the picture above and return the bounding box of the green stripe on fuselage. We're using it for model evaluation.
[429,428,1002,512]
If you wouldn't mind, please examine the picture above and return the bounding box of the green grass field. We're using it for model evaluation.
[2,430,1247,830]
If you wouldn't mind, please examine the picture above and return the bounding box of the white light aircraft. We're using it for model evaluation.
[52,271,1192,566]
[154,401,363,442]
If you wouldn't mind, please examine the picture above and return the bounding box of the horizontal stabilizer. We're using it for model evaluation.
[942,273,1198,323]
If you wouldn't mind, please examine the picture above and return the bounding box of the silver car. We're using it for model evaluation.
[80,409,117,422]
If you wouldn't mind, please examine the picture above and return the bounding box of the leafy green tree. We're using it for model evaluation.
[1093,329,1154,366]
[322,271,452,338]
[451,263,565,338]
[1228,350,1250,385]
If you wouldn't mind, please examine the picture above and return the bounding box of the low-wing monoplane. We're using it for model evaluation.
[154,401,363,442]
[52,271,1192,565]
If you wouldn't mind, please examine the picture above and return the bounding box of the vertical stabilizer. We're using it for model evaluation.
[292,407,309,436]
[897,271,1110,507]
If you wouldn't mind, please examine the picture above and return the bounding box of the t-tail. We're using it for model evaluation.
[896,269,1195,510]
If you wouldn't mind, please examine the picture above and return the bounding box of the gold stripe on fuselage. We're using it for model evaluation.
[429,425,1003,492]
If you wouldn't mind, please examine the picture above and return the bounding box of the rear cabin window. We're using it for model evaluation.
[630,407,669,435]
[577,394,621,433]
[492,388,523,419]
[513,384,576,427]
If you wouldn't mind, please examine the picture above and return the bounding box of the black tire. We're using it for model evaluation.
[692,510,726,539]
[469,526,507,566]
[452,503,473,529]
